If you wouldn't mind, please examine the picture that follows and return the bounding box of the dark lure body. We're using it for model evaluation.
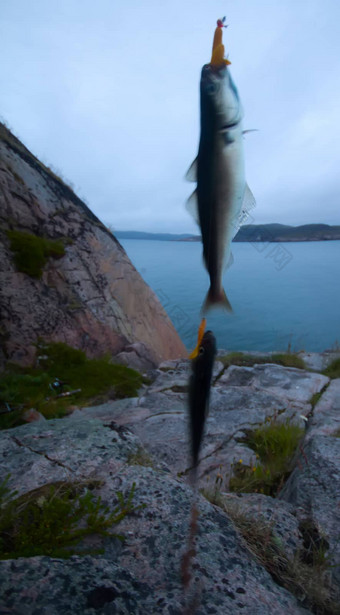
[188,330,217,469]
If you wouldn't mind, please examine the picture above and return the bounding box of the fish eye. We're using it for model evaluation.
[199,346,205,355]
[206,83,217,95]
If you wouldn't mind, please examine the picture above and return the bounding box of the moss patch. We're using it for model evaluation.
[6,230,65,278]
[0,476,144,559]
[229,421,304,496]
[127,447,154,468]
[0,342,144,429]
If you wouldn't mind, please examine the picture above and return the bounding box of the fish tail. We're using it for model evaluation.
[202,286,233,314]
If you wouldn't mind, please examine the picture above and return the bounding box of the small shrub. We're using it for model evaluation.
[229,421,304,496]
[0,477,144,559]
[6,230,65,277]
[323,358,340,379]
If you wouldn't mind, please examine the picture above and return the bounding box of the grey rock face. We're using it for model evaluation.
[0,123,187,368]
[224,493,303,559]
[1,356,339,613]
[0,415,310,615]
[94,361,328,489]
[279,436,340,588]
[219,364,329,408]
[306,378,340,439]
[298,350,340,372]
[278,379,340,590]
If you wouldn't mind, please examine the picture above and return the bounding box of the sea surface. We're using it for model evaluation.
[120,239,340,353]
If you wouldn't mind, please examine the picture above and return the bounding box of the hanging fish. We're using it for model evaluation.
[186,19,256,313]
[188,328,217,471]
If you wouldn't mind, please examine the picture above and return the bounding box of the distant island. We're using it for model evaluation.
[114,224,340,243]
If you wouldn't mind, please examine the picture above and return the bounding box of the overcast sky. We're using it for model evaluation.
[1,0,340,233]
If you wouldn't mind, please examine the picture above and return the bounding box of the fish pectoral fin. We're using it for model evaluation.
[225,251,234,270]
[185,158,198,182]
[231,184,256,239]
[186,190,200,225]
[242,129,259,136]
[243,183,256,214]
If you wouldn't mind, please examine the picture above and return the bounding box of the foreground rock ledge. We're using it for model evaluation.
[1,419,309,615]
[1,359,339,614]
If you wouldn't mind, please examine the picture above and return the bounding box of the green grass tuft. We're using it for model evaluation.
[219,352,305,370]
[219,352,266,368]
[271,353,306,369]
[0,342,144,429]
[6,230,65,278]
[0,476,144,559]
[323,358,340,379]
[229,421,304,496]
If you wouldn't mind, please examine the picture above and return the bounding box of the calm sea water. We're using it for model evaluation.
[120,239,340,353]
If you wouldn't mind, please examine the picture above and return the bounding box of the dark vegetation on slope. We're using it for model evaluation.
[0,342,144,430]
[234,222,340,242]
[6,230,66,278]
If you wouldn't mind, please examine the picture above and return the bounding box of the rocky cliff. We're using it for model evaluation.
[0,122,187,369]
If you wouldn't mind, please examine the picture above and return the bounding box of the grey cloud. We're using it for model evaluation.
[1,0,339,232]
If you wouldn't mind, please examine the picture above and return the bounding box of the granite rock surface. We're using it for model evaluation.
[0,122,187,369]
[1,359,339,613]
[0,417,310,615]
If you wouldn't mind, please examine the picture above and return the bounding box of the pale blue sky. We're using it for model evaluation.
[1,0,340,232]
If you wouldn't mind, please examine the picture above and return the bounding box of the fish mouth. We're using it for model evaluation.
[201,64,227,94]
[202,63,227,75]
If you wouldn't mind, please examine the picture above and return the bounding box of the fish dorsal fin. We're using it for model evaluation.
[185,189,199,224]
[185,158,197,183]
[231,183,256,239]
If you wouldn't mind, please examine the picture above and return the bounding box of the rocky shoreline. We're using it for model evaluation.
[0,351,339,614]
